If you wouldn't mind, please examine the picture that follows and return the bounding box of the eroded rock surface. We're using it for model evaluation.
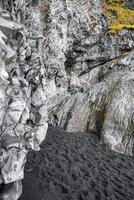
[0,0,134,195]
[42,0,134,155]
[0,0,48,186]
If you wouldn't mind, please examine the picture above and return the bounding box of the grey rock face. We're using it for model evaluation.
[0,0,134,191]
[0,0,48,185]
[43,0,134,155]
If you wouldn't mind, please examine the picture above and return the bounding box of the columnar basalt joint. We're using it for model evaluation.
[0,0,48,199]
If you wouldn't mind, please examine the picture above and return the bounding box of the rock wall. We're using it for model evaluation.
[0,1,134,186]
[42,0,134,155]
[0,0,48,185]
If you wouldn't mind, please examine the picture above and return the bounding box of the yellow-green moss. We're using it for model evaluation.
[102,0,134,32]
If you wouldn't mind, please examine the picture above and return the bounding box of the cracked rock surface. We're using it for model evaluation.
[43,0,134,155]
[0,0,134,194]
[0,0,48,184]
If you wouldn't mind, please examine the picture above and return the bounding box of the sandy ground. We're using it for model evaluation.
[20,126,134,200]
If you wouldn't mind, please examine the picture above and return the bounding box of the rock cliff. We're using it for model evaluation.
[0,0,134,179]
[0,0,48,186]
[43,0,134,155]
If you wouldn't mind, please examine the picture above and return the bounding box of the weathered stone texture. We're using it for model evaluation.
[0,0,134,189]
[43,0,134,155]
[0,0,48,185]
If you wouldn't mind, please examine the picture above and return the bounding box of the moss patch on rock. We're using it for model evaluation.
[102,0,134,32]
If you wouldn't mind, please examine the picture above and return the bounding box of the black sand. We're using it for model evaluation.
[20,126,134,200]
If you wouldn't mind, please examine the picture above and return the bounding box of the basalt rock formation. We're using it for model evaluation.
[43,0,134,155]
[0,0,134,192]
[0,0,48,185]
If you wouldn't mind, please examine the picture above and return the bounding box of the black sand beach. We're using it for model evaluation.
[20,126,134,200]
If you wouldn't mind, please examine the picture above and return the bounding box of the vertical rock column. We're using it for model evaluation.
[0,0,48,193]
[43,0,68,94]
